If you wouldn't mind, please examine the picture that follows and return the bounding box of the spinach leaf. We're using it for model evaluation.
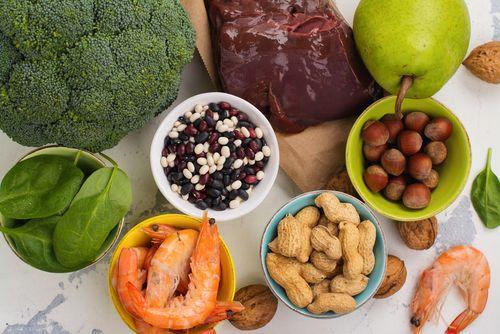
[0,155,84,219]
[0,216,71,272]
[53,166,132,268]
[471,148,500,228]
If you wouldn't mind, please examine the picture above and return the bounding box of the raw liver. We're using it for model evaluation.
[206,0,381,132]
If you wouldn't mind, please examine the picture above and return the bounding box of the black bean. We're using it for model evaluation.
[223,174,231,186]
[177,161,187,172]
[224,157,235,169]
[207,188,221,198]
[237,189,249,201]
[179,133,189,142]
[212,196,221,207]
[227,142,236,152]
[243,138,252,146]
[187,195,196,203]
[209,103,220,113]
[244,166,255,175]
[241,182,250,190]
[193,118,202,127]
[261,138,267,146]
[221,168,232,175]
[205,116,215,127]
[178,116,186,123]
[218,110,229,119]
[223,131,235,139]
[210,179,224,190]
[195,131,209,143]
[178,178,189,185]
[195,200,208,210]
[181,183,193,195]
[221,188,229,197]
[229,190,238,200]
[171,172,183,182]
[212,171,223,180]
[171,138,182,145]
[215,202,227,211]
[166,173,173,182]
[238,172,247,181]
[238,121,253,128]
[184,155,196,162]
[205,197,213,208]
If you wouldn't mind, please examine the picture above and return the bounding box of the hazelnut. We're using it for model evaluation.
[363,143,387,162]
[397,130,423,156]
[397,217,438,250]
[408,153,432,180]
[229,284,278,330]
[424,117,453,141]
[422,169,439,189]
[404,111,430,132]
[384,176,406,201]
[362,120,389,146]
[374,255,407,298]
[381,114,404,143]
[381,148,406,176]
[402,183,431,209]
[363,165,388,192]
[424,141,448,165]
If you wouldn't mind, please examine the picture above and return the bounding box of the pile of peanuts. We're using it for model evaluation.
[266,192,376,314]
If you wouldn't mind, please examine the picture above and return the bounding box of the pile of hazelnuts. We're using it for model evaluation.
[362,111,452,209]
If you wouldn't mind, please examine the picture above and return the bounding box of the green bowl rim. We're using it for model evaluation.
[0,144,125,273]
[260,190,388,319]
[346,96,472,221]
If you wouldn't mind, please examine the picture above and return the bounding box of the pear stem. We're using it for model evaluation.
[395,75,414,119]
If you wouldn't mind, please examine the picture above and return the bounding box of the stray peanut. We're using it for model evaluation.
[358,220,376,275]
[315,193,360,225]
[307,293,356,314]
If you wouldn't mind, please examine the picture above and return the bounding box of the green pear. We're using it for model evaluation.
[353,0,470,115]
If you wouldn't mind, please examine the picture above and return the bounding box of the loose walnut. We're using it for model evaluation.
[312,279,331,298]
[324,169,358,198]
[229,284,277,330]
[397,217,438,250]
[374,255,407,299]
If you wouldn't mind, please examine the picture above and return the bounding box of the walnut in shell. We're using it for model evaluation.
[324,169,358,197]
[463,41,500,84]
[229,284,278,330]
[374,255,407,299]
[397,217,438,250]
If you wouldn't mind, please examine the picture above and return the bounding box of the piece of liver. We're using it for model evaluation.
[206,0,381,132]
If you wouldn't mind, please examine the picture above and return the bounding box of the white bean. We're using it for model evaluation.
[257,170,265,180]
[168,161,175,168]
[194,104,203,113]
[174,121,181,127]
[255,151,264,161]
[187,162,195,173]
[189,113,200,123]
[218,137,229,145]
[189,136,195,143]
[255,127,263,138]
[184,111,192,118]
[213,152,220,162]
[231,116,238,125]
[262,146,271,157]
[234,139,242,147]
[233,159,243,169]
[182,194,189,200]
[191,175,200,184]
[203,142,209,153]
[177,124,187,132]
[197,157,207,165]
[223,119,234,128]
[183,169,192,179]
[217,156,226,166]
[171,184,179,192]
[217,124,229,133]
[160,157,168,168]
[203,105,209,111]
[231,180,242,190]
[207,155,215,166]
[209,165,217,174]
[194,144,204,155]
[213,113,219,121]
[168,131,179,139]
[241,127,250,138]
[199,165,209,175]
[195,183,205,191]
[216,164,224,171]
[166,153,176,162]
[221,146,230,157]
[229,199,241,209]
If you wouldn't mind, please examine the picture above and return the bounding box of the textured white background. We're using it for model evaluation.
[1,0,499,333]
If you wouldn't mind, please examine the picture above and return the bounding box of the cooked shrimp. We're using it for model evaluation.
[146,229,199,308]
[143,224,178,244]
[144,244,160,271]
[115,247,149,318]
[202,301,244,325]
[411,245,490,334]
[134,319,178,334]
[127,213,221,330]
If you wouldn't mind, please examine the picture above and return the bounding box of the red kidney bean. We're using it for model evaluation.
[205,109,214,118]
[167,144,176,154]
[255,161,265,169]
[209,143,220,153]
[184,124,198,136]
[238,172,247,180]
[185,142,194,154]
[248,127,257,138]
[198,120,208,132]
[237,112,249,121]
[219,102,231,110]
[236,148,245,159]
[245,148,255,159]
[248,140,259,152]
[162,148,169,156]
[199,173,209,185]
[208,132,219,144]
[177,161,187,172]
[191,190,206,200]
[234,130,245,140]
[244,175,257,184]
[229,108,239,117]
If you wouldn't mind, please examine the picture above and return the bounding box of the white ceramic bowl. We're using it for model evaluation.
[151,92,279,221]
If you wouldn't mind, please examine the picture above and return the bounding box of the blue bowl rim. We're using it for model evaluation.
[260,190,388,319]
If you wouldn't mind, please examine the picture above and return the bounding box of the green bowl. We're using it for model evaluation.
[346,96,471,221]
[0,145,124,273]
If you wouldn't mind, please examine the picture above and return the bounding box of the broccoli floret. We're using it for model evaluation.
[0,0,195,151]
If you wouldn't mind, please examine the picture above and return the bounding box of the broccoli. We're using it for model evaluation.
[0,0,195,151]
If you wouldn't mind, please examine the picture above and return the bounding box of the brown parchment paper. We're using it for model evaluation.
[180,0,354,192]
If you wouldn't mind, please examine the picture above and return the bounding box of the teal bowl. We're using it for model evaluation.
[260,190,387,318]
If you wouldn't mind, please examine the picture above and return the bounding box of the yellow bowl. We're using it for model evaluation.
[108,214,237,333]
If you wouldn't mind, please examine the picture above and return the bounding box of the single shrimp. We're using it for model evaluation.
[144,243,160,271]
[411,245,490,334]
[202,301,244,325]
[115,247,149,318]
[127,213,221,330]
[143,224,178,244]
[146,229,199,308]
[134,319,178,334]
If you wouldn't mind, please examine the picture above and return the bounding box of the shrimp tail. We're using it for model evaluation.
[143,225,178,241]
[445,309,480,334]
[203,301,245,324]
[126,281,147,318]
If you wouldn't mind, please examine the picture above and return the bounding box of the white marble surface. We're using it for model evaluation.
[1,0,499,333]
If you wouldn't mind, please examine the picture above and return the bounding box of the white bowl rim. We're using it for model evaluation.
[150,92,280,221]
[260,190,388,319]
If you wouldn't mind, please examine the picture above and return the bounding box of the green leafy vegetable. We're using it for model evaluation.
[471,148,500,228]
[53,166,132,268]
[0,216,70,272]
[0,155,84,219]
